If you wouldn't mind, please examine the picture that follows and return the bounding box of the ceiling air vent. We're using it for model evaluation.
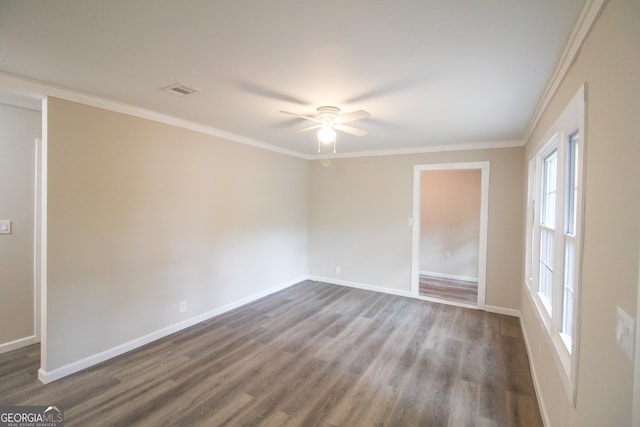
[160,83,199,97]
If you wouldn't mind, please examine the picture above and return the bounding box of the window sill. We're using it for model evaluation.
[525,285,576,406]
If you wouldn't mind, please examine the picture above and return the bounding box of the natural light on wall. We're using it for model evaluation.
[525,84,586,406]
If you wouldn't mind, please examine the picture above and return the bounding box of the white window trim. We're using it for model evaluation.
[525,84,586,406]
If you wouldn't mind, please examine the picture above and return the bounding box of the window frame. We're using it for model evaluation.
[525,85,586,406]
[539,146,558,314]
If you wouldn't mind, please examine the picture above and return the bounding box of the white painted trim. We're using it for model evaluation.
[520,313,552,427]
[307,276,413,298]
[0,335,38,355]
[419,270,478,283]
[39,100,48,373]
[315,139,523,160]
[33,138,42,342]
[411,168,422,299]
[0,72,310,160]
[477,163,490,309]
[524,0,607,141]
[411,161,490,311]
[633,236,640,427]
[0,91,41,111]
[484,305,520,318]
[37,276,305,384]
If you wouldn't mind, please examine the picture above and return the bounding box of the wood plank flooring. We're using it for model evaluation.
[0,280,542,426]
[420,275,479,305]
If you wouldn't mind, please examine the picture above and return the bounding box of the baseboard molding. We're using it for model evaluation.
[483,304,521,318]
[520,316,551,427]
[420,270,479,283]
[0,335,38,355]
[38,276,305,384]
[308,275,521,318]
[307,275,413,298]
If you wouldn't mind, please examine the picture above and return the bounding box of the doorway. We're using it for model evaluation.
[0,92,43,354]
[411,162,489,308]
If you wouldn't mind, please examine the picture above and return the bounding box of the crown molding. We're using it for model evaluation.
[0,90,41,111]
[0,72,524,161]
[0,71,311,160]
[311,139,524,160]
[523,0,608,142]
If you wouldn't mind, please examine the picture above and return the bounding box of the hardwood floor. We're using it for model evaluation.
[0,281,542,426]
[420,275,479,305]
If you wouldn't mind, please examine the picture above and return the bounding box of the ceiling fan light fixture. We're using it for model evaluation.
[280,105,369,153]
[317,126,336,144]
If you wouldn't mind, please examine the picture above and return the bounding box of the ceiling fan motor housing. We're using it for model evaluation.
[317,106,340,125]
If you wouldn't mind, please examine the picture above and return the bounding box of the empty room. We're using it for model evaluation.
[0,1,639,426]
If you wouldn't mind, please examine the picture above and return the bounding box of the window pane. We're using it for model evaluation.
[566,133,579,235]
[562,239,576,349]
[527,160,536,284]
[539,149,557,309]
[545,193,556,226]
[539,227,554,308]
[542,150,558,228]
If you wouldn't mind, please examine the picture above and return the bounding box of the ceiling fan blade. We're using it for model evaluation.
[279,110,320,123]
[334,124,368,137]
[297,124,322,132]
[337,110,370,123]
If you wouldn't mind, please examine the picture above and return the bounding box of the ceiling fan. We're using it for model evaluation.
[280,106,370,153]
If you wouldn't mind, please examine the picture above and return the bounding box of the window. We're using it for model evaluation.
[539,149,557,311]
[525,85,585,405]
[561,133,579,348]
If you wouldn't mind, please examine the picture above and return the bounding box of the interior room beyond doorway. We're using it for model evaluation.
[415,165,487,308]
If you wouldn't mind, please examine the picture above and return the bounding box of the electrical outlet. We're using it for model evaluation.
[179,301,187,313]
[0,220,11,234]
[335,266,341,275]
[616,306,635,361]
[445,250,451,257]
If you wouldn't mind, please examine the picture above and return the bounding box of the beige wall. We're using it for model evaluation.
[0,103,40,347]
[520,0,640,425]
[420,170,481,279]
[309,147,523,309]
[45,98,309,371]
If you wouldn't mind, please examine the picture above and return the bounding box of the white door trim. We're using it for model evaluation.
[33,138,42,342]
[37,99,48,378]
[411,161,490,309]
[633,234,640,427]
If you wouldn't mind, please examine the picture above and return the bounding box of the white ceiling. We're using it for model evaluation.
[0,0,586,157]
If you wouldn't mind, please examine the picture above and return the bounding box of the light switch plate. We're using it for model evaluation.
[616,306,636,362]
[0,220,10,234]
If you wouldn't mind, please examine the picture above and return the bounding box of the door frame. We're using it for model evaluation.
[33,137,43,342]
[410,161,490,309]
[633,234,640,427]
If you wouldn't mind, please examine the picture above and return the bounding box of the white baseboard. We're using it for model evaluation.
[483,304,521,318]
[308,276,521,318]
[307,275,413,298]
[0,335,38,355]
[420,270,478,283]
[38,276,305,384]
[520,316,551,427]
